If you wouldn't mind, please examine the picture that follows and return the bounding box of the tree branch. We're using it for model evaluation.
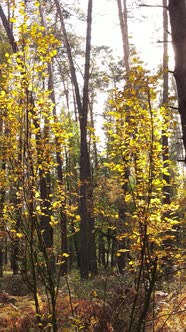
[138,3,168,9]
[0,4,17,53]
[157,39,172,43]
[168,105,178,110]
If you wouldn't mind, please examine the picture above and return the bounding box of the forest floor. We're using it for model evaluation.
[0,270,185,331]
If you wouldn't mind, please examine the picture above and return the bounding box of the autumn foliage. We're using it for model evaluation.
[0,0,185,332]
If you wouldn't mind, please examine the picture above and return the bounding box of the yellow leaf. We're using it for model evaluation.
[35,1,40,7]
[90,290,97,297]
[10,17,16,23]
[16,232,24,238]
[118,249,129,253]
[1,91,6,97]
[63,253,70,258]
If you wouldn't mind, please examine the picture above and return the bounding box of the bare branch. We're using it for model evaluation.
[138,3,168,9]
[0,4,17,53]
[177,159,186,163]
[168,105,178,110]
[157,39,172,43]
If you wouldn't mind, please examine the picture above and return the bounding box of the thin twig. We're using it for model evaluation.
[65,276,75,318]
[158,296,186,332]
[146,308,186,323]
[138,4,168,9]
[157,40,172,43]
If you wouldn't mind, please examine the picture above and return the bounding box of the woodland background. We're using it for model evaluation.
[0,0,185,331]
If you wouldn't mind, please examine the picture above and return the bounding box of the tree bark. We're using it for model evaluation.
[116,0,130,273]
[54,0,97,278]
[162,0,170,204]
[80,0,97,278]
[168,0,186,159]
[116,0,130,71]
[0,4,17,52]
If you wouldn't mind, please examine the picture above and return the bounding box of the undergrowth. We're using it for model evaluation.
[0,269,185,331]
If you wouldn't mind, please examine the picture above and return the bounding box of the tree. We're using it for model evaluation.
[162,0,170,205]
[116,0,132,273]
[0,28,12,277]
[38,0,68,275]
[54,0,97,278]
[116,0,130,71]
[168,0,186,158]
[0,2,65,330]
[0,0,55,273]
[103,58,179,331]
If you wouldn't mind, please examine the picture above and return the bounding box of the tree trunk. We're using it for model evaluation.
[80,0,97,278]
[162,0,174,277]
[162,0,170,204]
[0,116,5,277]
[0,4,17,52]
[0,3,19,276]
[29,92,54,266]
[116,0,130,274]
[168,0,186,158]
[54,0,97,278]
[116,0,130,71]
[98,235,106,266]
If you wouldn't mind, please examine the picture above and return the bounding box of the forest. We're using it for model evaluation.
[0,0,185,331]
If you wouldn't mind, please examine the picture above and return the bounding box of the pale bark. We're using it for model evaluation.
[116,0,130,273]
[116,0,130,71]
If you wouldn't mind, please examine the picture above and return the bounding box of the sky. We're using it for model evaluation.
[78,0,173,69]
[68,0,175,148]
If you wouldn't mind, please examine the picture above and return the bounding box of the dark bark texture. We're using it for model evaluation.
[169,0,186,159]
[162,0,170,204]
[80,0,98,278]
